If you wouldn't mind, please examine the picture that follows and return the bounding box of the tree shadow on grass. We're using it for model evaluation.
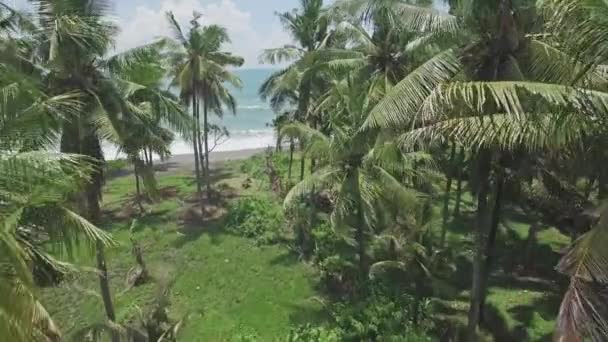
[171,184,239,248]
[106,162,181,180]
[283,300,331,327]
[269,251,301,267]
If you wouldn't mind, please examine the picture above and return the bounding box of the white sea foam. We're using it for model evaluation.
[103,129,276,160]
[238,104,269,110]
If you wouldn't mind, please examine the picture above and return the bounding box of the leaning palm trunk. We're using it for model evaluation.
[191,87,204,203]
[147,147,154,168]
[467,150,492,339]
[203,99,212,196]
[196,101,206,190]
[134,162,144,214]
[61,121,118,338]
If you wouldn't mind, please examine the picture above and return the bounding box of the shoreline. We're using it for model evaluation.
[161,147,267,171]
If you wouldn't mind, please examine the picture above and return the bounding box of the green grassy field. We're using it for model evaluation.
[41,161,324,341]
[41,153,568,341]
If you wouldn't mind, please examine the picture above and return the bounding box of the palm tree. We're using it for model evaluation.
[101,42,191,211]
[1,12,115,337]
[0,152,115,342]
[282,76,424,281]
[259,67,302,183]
[165,12,243,200]
[197,59,243,195]
[260,0,331,177]
[316,0,452,92]
[22,0,197,331]
[362,0,608,337]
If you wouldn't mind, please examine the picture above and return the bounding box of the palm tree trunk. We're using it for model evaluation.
[95,240,115,321]
[479,169,504,324]
[191,91,204,203]
[351,168,368,279]
[299,142,305,181]
[440,144,457,248]
[466,150,492,340]
[148,147,154,168]
[522,221,539,271]
[310,118,317,175]
[142,149,149,166]
[134,162,143,214]
[453,148,465,218]
[276,133,282,152]
[196,99,205,190]
[413,279,423,325]
[203,99,211,196]
[599,169,608,200]
[197,132,205,180]
[288,139,295,181]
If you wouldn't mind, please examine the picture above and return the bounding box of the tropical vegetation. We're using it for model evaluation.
[3,0,608,341]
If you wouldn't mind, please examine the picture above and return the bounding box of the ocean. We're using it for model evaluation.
[104,68,277,159]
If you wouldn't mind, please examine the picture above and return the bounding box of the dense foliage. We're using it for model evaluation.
[226,197,285,245]
[4,0,608,341]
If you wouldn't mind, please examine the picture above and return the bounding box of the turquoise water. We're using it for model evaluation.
[214,68,276,131]
[104,68,277,159]
[170,68,277,154]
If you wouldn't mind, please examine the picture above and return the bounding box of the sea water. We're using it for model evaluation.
[104,68,277,159]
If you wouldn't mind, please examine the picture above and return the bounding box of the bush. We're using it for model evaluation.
[240,152,293,185]
[287,294,433,342]
[105,158,129,176]
[331,293,433,342]
[226,197,285,245]
[232,333,260,342]
[286,324,342,342]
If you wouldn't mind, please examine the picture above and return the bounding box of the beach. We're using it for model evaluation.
[161,147,267,171]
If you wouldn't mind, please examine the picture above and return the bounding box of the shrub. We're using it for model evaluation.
[226,197,285,245]
[331,293,433,342]
[105,158,129,176]
[287,294,433,342]
[240,152,292,184]
[286,324,342,342]
[232,333,260,342]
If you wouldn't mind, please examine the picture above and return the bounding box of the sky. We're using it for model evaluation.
[10,0,447,69]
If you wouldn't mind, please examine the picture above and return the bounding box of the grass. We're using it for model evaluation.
[41,152,571,341]
[41,160,324,341]
[429,178,566,341]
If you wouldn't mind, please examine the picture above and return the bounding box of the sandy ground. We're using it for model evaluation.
[161,147,267,171]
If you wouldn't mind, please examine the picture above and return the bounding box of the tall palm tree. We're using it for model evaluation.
[197,58,243,195]
[362,0,608,337]
[1,12,115,337]
[282,76,425,280]
[259,66,302,182]
[318,0,452,92]
[260,0,331,177]
[25,0,192,330]
[101,42,191,211]
[166,12,243,199]
[0,152,115,342]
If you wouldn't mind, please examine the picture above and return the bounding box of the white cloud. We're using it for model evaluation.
[114,0,291,68]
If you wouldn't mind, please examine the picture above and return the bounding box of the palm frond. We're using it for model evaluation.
[365,49,462,129]
[259,46,305,65]
[284,167,342,209]
[556,205,608,340]
[421,81,608,120]
[398,112,592,152]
